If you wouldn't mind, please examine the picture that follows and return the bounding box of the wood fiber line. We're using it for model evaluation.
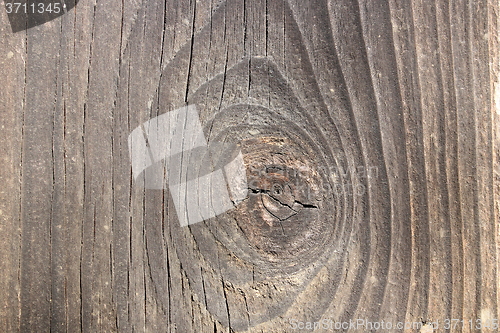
[412,0,454,322]
[388,0,432,324]
[0,6,25,333]
[0,0,498,331]
[435,0,464,323]
[19,19,60,333]
[491,0,500,325]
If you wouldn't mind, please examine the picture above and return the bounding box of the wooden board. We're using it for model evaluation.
[0,0,498,331]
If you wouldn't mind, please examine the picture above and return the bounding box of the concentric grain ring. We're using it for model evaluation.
[128,0,388,330]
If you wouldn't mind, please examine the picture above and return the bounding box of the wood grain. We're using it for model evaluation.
[0,0,498,332]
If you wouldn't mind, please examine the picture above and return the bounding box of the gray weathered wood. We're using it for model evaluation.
[0,0,498,331]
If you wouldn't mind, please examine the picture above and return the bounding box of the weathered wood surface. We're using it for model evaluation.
[0,0,499,332]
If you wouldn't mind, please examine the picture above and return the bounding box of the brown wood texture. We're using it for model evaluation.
[0,0,499,332]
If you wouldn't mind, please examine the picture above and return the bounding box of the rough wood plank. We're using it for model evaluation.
[0,0,498,331]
